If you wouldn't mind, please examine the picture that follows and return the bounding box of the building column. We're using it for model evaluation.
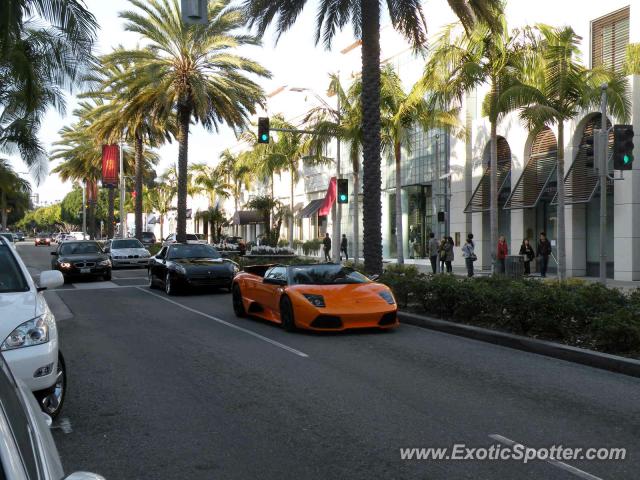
[565,204,587,277]
[401,187,409,260]
[614,75,640,280]
[510,209,525,255]
[381,191,391,259]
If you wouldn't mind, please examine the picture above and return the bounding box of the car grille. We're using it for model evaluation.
[310,315,343,329]
[378,312,397,326]
[73,262,96,268]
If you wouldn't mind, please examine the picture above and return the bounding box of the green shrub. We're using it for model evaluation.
[302,239,322,256]
[591,309,640,353]
[379,264,426,309]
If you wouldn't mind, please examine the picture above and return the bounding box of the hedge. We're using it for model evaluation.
[379,266,640,358]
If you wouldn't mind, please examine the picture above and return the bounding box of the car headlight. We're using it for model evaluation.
[98,259,111,266]
[379,290,396,305]
[59,262,72,269]
[303,294,326,308]
[1,311,54,351]
[174,265,186,275]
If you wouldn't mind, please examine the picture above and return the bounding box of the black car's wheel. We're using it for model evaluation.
[232,284,246,317]
[148,270,157,289]
[165,272,177,296]
[280,296,297,332]
[103,270,112,281]
[35,352,66,419]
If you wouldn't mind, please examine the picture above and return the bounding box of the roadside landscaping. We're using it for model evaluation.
[379,265,640,359]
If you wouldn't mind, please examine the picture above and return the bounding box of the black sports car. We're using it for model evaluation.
[51,240,112,281]
[148,243,239,295]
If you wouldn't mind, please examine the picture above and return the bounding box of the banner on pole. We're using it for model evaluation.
[102,144,120,186]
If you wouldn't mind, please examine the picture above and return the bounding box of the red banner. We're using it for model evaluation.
[318,177,337,216]
[102,144,120,186]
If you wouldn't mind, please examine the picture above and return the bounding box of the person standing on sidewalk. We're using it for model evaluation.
[444,236,454,273]
[428,232,439,274]
[519,239,535,275]
[496,235,508,274]
[340,234,348,261]
[323,233,332,262]
[439,237,447,273]
[462,234,476,277]
[536,232,552,278]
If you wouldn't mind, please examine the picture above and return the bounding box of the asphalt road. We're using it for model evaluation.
[17,243,640,480]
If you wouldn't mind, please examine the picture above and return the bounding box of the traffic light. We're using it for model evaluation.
[583,134,595,169]
[181,0,207,24]
[337,178,348,204]
[613,124,634,170]
[257,117,270,144]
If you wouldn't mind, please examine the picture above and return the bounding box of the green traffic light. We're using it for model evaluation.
[339,194,347,201]
[624,155,631,164]
[260,134,268,142]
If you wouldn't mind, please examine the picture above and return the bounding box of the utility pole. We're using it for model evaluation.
[119,141,126,238]
[434,134,441,241]
[598,84,608,285]
[81,182,86,238]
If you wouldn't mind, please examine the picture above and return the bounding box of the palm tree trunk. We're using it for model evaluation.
[289,171,294,247]
[394,140,404,264]
[176,103,191,243]
[159,214,164,240]
[353,170,360,266]
[134,133,143,241]
[107,186,115,238]
[556,123,566,280]
[234,190,239,236]
[490,114,498,274]
[361,0,383,274]
[0,191,7,232]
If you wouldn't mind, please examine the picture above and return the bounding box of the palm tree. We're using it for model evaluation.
[218,150,255,230]
[1,0,97,177]
[499,25,631,280]
[243,0,501,274]
[146,183,173,240]
[105,0,270,243]
[423,13,528,271]
[378,65,461,265]
[190,163,232,208]
[83,54,174,241]
[0,159,31,231]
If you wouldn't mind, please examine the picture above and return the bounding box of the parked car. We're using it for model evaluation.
[14,231,25,242]
[232,263,398,332]
[162,233,207,247]
[51,241,112,281]
[104,238,151,268]
[148,243,238,295]
[68,231,88,241]
[35,233,52,246]
[0,352,104,480]
[0,232,14,243]
[0,235,67,418]
[141,231,157,246]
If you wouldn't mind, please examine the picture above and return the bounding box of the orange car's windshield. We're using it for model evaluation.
[290,265,370,285]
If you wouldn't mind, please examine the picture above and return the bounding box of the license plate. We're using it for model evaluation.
[81,268,91,274]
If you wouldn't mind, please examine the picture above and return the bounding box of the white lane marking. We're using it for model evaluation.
[51,284,141,292]
[111,276,148,280]
[489,434,603,480]
[136,287,309,358]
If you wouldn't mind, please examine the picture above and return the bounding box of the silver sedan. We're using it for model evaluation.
[104,238,151,268]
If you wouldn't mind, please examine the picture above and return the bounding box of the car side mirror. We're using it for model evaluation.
[64,472,106,480]
[38,270,64,291]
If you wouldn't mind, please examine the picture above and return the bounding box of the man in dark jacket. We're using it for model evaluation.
[323,233,332,262]
[536,232,552,278]
[340,234,348,261]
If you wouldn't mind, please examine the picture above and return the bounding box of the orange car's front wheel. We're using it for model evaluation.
[280,297,297,332]
[232,284,247,318]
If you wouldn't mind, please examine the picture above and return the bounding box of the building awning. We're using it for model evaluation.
[146,215,158,225]
[464,137,512,214]
[298,199,325,218]
[231,210,264,225]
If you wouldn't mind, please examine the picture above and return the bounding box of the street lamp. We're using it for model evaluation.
[290,84,342,261]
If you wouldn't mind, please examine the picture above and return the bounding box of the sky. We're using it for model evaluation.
[11,0,358,204]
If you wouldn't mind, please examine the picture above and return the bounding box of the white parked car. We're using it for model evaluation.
[162,233,207,247]
[0,235,67,418]
[0,352,104,480]
[104,238,151,268]
[68,231,88,241]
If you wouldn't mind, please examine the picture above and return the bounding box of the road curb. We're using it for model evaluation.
[399,311,640,379]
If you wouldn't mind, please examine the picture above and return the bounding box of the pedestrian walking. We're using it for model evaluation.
[462,234,476,277]
[496,235,508,274]
[323,232,332,262]
[340,234,348,261]
[536,232,552,278]
[439,237,447,273]
[519,239,535,275]
[444,236,454,273]
[428,232,439,274]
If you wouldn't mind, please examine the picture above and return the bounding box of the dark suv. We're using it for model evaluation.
[141,231,157,246]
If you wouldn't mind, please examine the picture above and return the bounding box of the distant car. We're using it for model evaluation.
[0,352,105,480]
[0,235,67,418]
[51,240,112,281]
[148,243,238,295]
[232,263,398,332]
[105,238,151,268]
[141,231,157,246]
[68,231,88,240]
[34,233,51,246]
[14,231,25,242]
[0,232,14,243]
[162,233,207,247]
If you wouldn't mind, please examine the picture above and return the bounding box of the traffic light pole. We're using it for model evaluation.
[599,84,608,285]
[332,92,341,263]
[120,141,126,239]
